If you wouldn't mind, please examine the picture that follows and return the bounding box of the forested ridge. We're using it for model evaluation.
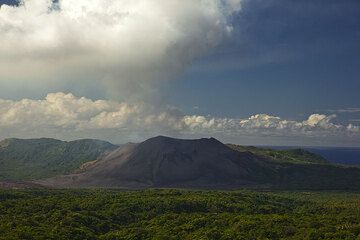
[0,138,117,180]
[0,189,359,239]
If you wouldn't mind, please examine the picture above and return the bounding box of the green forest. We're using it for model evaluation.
[0,189,359,240]
[0,138,116,180]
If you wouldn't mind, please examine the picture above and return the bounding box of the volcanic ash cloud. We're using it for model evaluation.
[0,0,242,99]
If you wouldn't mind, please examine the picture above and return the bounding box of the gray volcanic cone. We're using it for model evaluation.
[41,136,272,188]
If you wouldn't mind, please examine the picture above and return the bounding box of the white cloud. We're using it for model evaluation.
[347,124,360,133]
[0,92,166,130]
[0,93,358,145]
[184,113,358,137]
[0,0,242,99]
[328,108,360,113]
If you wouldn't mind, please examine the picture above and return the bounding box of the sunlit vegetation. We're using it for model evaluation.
[228,144,328,164]
[0,138,117,180]
[0,189,359,239]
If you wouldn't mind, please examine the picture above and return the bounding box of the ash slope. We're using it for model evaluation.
[40,136,360,190]
[40,136,274,188]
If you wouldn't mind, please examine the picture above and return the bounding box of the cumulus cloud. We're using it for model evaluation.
[0,0,242,99]
[0,92,179,131]
[0,93,358,145]
[185,113,358,137]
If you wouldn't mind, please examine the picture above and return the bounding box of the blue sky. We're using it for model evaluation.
[169,0,360,122]
[0,0,359,146]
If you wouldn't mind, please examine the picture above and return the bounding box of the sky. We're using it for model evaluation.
[0,0,359,146]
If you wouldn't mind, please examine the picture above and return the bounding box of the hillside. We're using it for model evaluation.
[227,144,328,164]
[0,138,117,180]
[227,144,360,190]
[40,136,360,190]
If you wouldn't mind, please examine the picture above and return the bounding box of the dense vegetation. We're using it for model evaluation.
[0,138,117,180]
[227,144,328,164]
[0,189,359,239]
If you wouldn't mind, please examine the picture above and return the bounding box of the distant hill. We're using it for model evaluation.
[271,146,360,166]
[39,136,360,190]
[0,138,117,180]
[227,144,360,190]
[227,144,328,164]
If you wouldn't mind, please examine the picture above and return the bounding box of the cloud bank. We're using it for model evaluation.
[0,0,241,99]
[0,93,358,146]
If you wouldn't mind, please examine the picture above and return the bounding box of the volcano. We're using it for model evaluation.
[40,136,275,188]
[39,136,360,190]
